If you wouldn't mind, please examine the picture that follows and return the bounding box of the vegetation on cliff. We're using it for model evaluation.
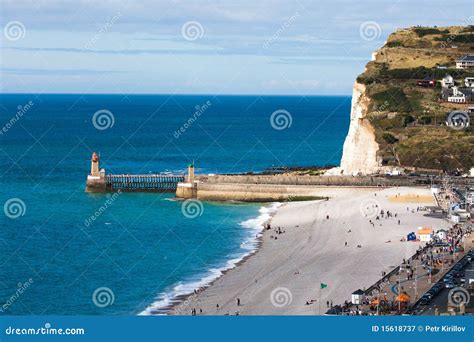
[356,25,473,172]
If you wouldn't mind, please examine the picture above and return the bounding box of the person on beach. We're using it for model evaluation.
[237,298,241,306]
[345,241,348,247]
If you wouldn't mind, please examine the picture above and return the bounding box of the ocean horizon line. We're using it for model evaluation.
[0,92,352,97]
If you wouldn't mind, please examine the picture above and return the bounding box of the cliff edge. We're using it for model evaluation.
[336,25,474,175]
[339,82,380,175]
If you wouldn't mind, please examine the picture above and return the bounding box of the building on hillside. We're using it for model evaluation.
[446,86,474,103]
[456,55,474,69]
[465,77,474,87]
[441,74,454,88]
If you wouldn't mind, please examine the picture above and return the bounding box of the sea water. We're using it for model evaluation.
[0,94,350,314]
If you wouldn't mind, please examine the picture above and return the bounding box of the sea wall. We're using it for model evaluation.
[197,175,417,186]
[339,82,380,175]
[194,175,424,202]
[196,183,374,202]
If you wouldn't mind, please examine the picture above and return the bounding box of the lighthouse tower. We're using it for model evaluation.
[176,161,197,199]
[90,152,100,177]
[187,161,195,183]
[86,152,106,192]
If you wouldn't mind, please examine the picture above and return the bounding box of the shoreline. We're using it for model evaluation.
[139,203,282,315]
[168,186,450,315]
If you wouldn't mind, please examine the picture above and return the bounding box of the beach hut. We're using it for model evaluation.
[417,227,433,242]
[351,289,365,305]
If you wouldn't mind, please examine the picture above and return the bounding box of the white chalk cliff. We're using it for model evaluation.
[338,81,380,175]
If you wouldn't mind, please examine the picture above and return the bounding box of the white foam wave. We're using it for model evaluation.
[139,202,281,315]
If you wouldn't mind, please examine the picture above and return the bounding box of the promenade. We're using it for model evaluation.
[335,223,473,315]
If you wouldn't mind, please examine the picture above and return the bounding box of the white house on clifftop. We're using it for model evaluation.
[456,55,474,69]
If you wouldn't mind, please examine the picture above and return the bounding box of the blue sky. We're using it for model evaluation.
[0,0,472,95]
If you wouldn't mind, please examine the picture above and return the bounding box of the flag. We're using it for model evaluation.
[320,283,328,289]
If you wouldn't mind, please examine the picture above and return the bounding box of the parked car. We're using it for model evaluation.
[443,274,454,283]
[445,281,456,289]
[419,297,430,306]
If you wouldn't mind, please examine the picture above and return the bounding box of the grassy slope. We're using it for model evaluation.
[357,25,474,172]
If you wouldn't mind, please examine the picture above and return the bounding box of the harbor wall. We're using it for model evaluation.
[196,183,390,202]
[196,174,422,187]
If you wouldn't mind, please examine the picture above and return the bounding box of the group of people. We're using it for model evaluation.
[270,226,286,240]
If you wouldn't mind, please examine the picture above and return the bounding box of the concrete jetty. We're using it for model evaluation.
[85,152,185,193]
[86,153,474,201]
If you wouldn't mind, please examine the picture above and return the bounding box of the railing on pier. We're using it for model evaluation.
[106,174,185,192]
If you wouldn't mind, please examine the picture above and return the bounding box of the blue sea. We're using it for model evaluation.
[0,94,350,315]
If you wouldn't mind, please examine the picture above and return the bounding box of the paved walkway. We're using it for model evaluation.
[337,223,472,315]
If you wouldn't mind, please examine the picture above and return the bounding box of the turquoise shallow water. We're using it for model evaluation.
[0,94,350,314]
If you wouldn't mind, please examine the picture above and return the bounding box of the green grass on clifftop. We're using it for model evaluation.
[358,25,474,172]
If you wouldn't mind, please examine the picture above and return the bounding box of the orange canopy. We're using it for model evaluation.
[396,293,411,302]
[417,227,433,235]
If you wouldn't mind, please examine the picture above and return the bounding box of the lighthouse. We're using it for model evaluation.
[90,152,100,177]
[187,161,195,183]
[176,161,197,199]
[86,152,106,192]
